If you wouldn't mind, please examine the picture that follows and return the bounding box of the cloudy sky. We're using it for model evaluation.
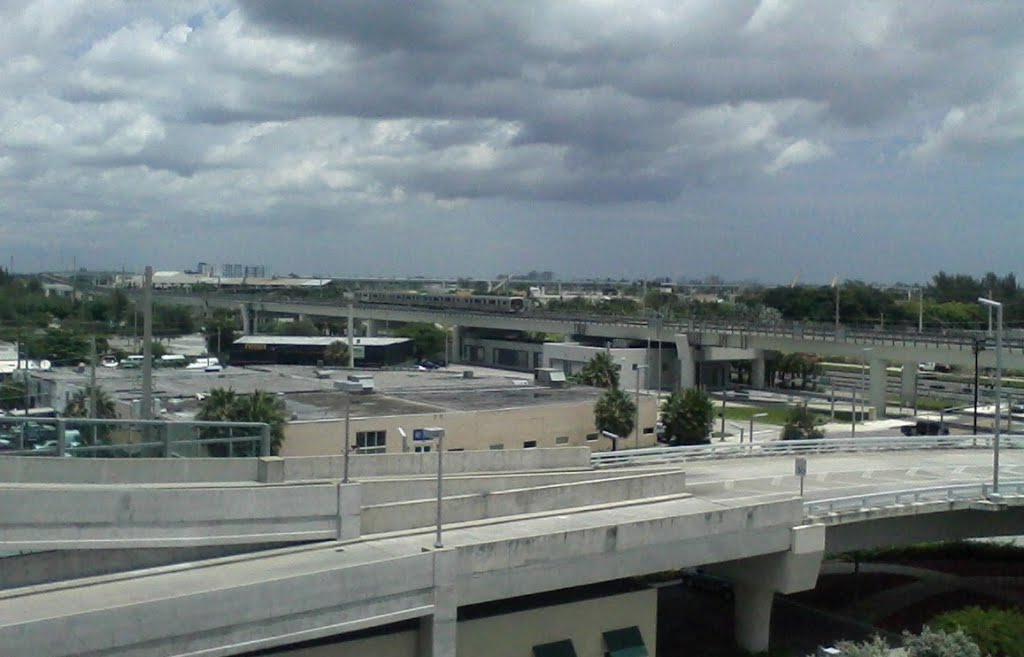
[2,1,1022,283]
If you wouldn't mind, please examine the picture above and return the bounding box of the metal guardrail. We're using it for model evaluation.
[589,435,1024,468]
[0,416,272,458]
[805,481,1024,517]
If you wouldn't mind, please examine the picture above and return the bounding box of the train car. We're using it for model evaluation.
[355,290,525,313]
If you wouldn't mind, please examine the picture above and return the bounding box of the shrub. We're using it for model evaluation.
[930,607,1024,657]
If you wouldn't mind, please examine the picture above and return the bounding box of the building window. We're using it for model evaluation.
[489,443,504,450]
[414,445,431,453]
[355,430,386,454]
[448,448,464,452]
[643,426,654,435]
[523,440,537,448]
[603,626,648,657]
[585,433,598,442]
[555,436,569,445]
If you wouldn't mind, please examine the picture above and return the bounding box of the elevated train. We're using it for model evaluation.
[355,290,526,313]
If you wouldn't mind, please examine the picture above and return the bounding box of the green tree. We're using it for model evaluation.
[63,385,117,418]
[63,385,118,446]
[204,310,239,357]
[931,607,1024,657]
[0,379,27,411]
[823,627,982,657]
[197,388,287,456]
[902,626,981,657]
[780,405,825,440]
[229,390,287,456]
[273,318,319,336]
[576,352,620,389]
[325,340,349,365]
[594,387,636,446]
[394,322,446,359]
[660,389,714,445]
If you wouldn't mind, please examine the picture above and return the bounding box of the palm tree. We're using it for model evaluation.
[63,385,118,447]
[594,387,636,448]
[197,387,238,423]
[660,389,714,445]
[197,388,239,457]
[230,390,287,456]
[197,388,287,456]
[64,385,117,419]
[578,352,620,389]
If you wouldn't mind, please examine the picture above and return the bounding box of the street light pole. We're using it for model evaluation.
[340,380,362,484]
[978,298,1002,494]
[424,427,446,548]
[972,338,984,436]
[860,348,872,425]
[632,363,648,449]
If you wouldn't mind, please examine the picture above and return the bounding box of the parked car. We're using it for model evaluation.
[900,420,950,436]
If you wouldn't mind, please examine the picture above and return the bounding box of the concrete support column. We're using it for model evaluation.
[240,303,252,336]
[869,359,887,418]
[750,354,766,390]
[707,525,825,655]
[900,363,917,406]
[732,583,774,654]
[674,339,696,390]
[419,548,457,657]
[364,319,378,337]
[451,326,463,364]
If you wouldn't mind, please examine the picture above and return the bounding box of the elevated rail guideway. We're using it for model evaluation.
[1,446,1022,656]
[150,292,1024,371]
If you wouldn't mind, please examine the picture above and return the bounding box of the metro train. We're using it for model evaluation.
[355,290,527,313]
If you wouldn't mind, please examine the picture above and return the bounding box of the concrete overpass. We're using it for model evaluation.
[1,445,1022,656]
[152,292,1024,419]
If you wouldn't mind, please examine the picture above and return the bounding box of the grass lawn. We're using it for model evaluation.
[720,406,793,425]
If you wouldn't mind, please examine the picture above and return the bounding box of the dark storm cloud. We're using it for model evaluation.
[2,1,1024,278]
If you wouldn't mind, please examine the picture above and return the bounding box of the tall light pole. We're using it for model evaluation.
[423,427,446,548]
[978,298,1002,494]
[339,380,362,483]
[632,363,648,449]
[833,276,841,332]
[860,348,872,425]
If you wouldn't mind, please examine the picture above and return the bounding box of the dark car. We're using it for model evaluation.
[900,420,950,436]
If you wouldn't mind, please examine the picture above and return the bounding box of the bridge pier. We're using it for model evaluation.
[870,359,887,418]
[676,342,697,390]
[364,319,378,337]
[451,325,463,364]
[750,354,766,390]
[901,363,918,407]
[419,548,458,657]
[240,303,253,336]
[708,525,825,654]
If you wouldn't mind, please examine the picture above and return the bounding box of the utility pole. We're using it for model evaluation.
[141,266,153,421]
[89,336,97,417]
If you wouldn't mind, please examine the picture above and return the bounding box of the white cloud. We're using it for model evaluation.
[766,139,833,174]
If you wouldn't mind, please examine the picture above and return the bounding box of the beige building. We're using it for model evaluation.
[279,366,661,457]
[254,586,656,657]
[283,394,660,456]
[27,362,661,457]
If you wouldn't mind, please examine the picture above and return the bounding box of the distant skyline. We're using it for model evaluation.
[2,2,1022,284]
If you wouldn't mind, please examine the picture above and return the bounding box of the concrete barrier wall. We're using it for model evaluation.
[283,447,592,480]
[361,471,687,534]
[362,468,666,505]
[0,482,345,549]
[0,456,259,484]
[0,448,591,485]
